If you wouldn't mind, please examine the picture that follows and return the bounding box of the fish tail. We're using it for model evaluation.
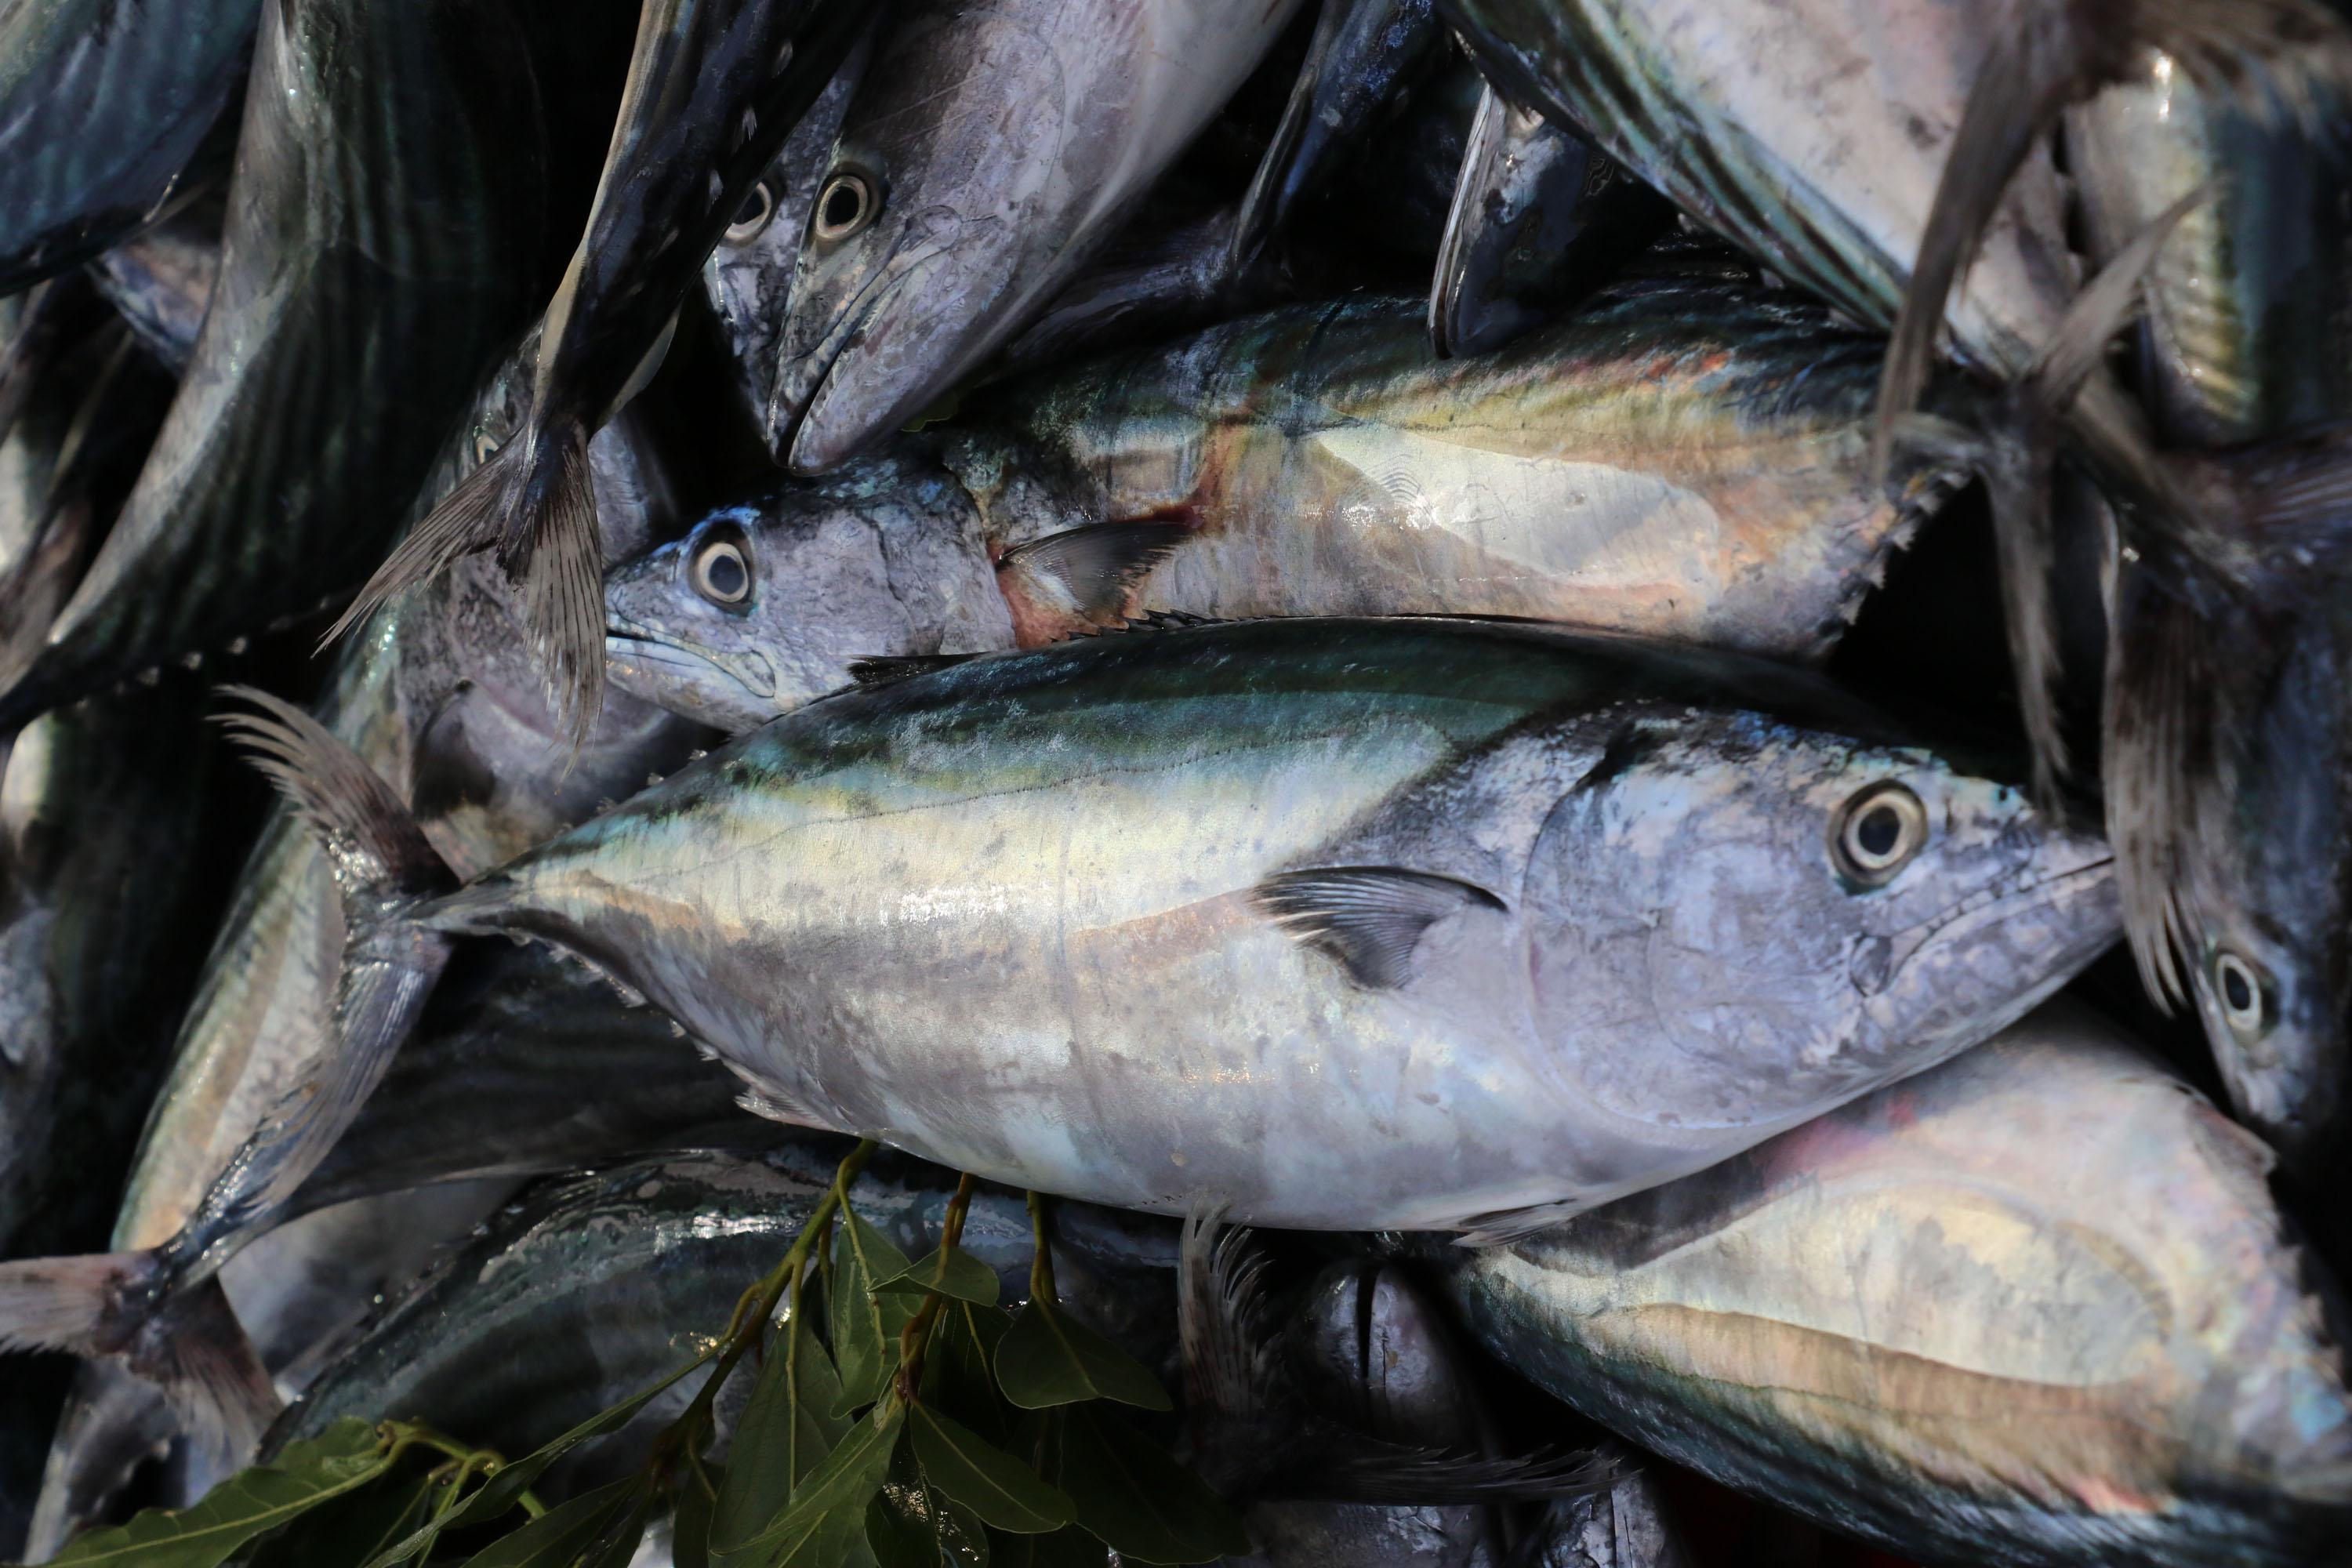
[1873,0,2352,470]
[325,437,521,649]
[203,686,459,1234]
[0,1258,278,1471]
[504,425,604,752]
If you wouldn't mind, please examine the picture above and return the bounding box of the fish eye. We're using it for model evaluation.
[2213,949,2273,1038]
[813,171,877,242]
[1830,782,1928,886]
[690,532,753,608]
[724,181,775,245]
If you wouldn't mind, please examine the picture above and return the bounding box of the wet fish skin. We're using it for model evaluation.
[1431,82,1667,359]
[0,0,258,295]
[292,941,762,1216]
[86,191,223,372]
[1529,1451,1694,1568]
[1227,0,1446,276]
[337,0,873,749]
[609,285,1963,736]
[1432,999,2352,1568]
[0,0,553,742]
[390,617,2117,1232]
[606,450,1011,733]
[270,1147,1179,1475]
[771,0,1308,477]
[16,355,701,1554]
[702,34,875,462]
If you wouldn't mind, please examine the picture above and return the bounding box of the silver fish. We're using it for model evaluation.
[608,285,1960,733]
[13,351,700,1553]
[768,0,1308,475]
[260,616,2109,1237]
[1432,998,2352,1567]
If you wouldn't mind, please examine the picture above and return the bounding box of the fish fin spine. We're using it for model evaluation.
[1252,866,1505,989]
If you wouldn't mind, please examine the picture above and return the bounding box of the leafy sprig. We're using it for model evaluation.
[12,1147,1246,1568]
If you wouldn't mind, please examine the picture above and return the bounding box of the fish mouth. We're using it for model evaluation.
[604,612,779,733]
[770,209,984,474]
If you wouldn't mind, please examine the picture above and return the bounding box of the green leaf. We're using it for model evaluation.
[993,1301,1171,1412]
[907,1405,1073,1535]
[829,1209,915,1417]
[376,1348,712,1563]
[672,1461,722,1568]
[245,1468,435,1568]
[921,1301,1014,1442]
[459,1475,644,1568]
[712,1296,844,1555]
[728,1403,906,1566]
[1054,1406,1248,1565]
[866,1436,989,1568]
[871,1245,1002,1305]
[48,1418,391,1568]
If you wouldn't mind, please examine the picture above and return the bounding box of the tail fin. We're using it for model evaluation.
[1885,194,2198,807]
[192,687,460,1240]
[328,423,605,749]
[0,1257,278,1471]
[1875,0,2352,468]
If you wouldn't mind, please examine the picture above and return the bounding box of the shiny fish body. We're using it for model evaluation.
[272,1146,1179,1464]
[0,0,550,739]
[1433,1000,2352,1567]
[87,192,223,372]
[0,0,257,294]
[23,365,698,1553]
[608,285,1958,735]
[425,617,2115,1232]
[2069,60,2352,448]
[950,287,1948,652]
[1442,0,2078,375]
[771,0,1308,474]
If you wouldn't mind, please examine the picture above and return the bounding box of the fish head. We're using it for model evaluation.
[1290,1262,1481,1450]
[2174,632,2352,1174]
[603,454,1004,733]
[1521,709,2118,1134]
[771,12,1073,474]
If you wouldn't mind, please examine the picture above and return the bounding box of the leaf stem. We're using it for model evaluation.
[1025,1189,1058,1305]
[895,1171,980,1401]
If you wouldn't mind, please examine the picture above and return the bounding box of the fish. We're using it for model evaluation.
[766,0,1308,478]
[0,0,554,749]
[336,0,874,748]
[269,1146,1181,1479]
[1226,0,1446,277]
[12,347,705,1554]
[607,285,1965,733]
[0,0,257,294]
[1192,1242,1592,1566]
[0,683,259,1559]
[249,615,2110,1239]
[1430,81,1669,359]
[86,189,224,372]
[701,33,876,463]
[2056,62,2352,1170]
[1430,997,2352,1568]
[1526,1450,1694,1568]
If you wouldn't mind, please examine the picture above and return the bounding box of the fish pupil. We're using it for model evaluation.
[706,552,746,598]
[1856,805,1901,859]
[2222,960,2255,1014]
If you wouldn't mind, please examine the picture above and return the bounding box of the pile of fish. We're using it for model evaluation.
[5,0,2352,1563]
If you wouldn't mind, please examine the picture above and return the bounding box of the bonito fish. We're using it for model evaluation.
[189,617,2114,1247]
[609,285,1958,733]
[1432,999,2352,1567]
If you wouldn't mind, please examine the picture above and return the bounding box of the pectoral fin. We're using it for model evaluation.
[1252,866,1504,989]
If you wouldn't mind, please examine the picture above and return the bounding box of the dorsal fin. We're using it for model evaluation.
[1252,867,1505,989]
